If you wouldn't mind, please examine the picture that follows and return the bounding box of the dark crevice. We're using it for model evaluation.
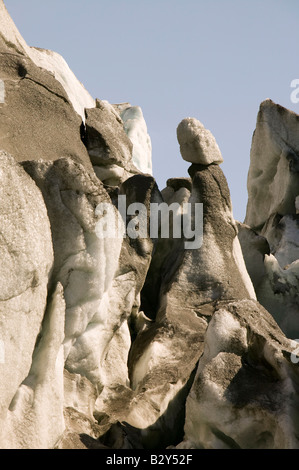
[211,427,241,449]
[17,62,27,78]
[23,76,69,104]
[80,121,87,146]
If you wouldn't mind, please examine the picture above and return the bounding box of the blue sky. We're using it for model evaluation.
[4,0,299,221]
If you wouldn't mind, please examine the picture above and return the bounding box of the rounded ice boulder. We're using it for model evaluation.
[177,117,223,165]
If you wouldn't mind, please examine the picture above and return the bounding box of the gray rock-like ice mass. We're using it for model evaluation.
[177,117,223,165]
[1,0,299,450]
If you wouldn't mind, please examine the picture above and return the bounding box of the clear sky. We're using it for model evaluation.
[4,0,299,221]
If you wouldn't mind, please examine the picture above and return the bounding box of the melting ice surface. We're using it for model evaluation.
[121,106,153,175]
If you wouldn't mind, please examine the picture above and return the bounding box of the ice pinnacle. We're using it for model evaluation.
[177,117,223,165]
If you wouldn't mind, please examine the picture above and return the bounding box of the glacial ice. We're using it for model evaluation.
[28,48,96,121]
[0,151,53,446]
[2,0,299,449]
[0,0,95,121]
[120,106,153,175]
[245,99,299,229]
[183,301,299,449]
[177,117,223,165]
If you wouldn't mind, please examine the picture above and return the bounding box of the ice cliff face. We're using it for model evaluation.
[242,99,299,339]
[1,1,299,450]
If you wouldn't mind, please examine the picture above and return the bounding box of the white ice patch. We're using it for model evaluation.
[132,341,171,389]
[3,283,65,449]
[65,269,136,385]
[201,309,247,366]
[121,106,152,175]
[0,80,4,103]
[232,236,256,299]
